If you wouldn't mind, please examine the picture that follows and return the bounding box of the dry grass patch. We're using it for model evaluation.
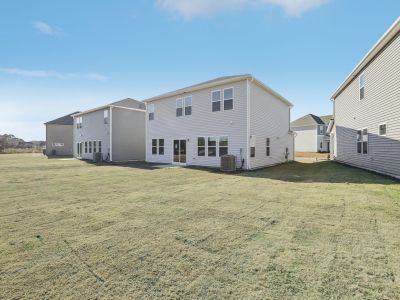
[0,154,399,299]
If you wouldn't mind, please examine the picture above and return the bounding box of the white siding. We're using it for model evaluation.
[334,33,400,178]
[249,81,293,169]
[293,126,317,152]
[74,109,111,161]
[146,80,248,168]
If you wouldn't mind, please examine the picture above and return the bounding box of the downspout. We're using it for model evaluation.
[246,77,254,170]
[110,106,113,162]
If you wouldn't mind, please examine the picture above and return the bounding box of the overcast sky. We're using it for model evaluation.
[0,0,399,140]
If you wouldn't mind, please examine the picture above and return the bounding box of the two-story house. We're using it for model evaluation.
[291,114,332,153]
[144,75,294,170]
[44,111,79,157]
[330,17,400,178]
[72,98,146,162]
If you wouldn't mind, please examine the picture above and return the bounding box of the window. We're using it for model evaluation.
[266,138,270,156]
[76,116,82,129]
[379,124,387,136]
[357,130,362,154]
[223,88,234,110]
[98,141,102,153]
[320,142,323,149]
[85,141,88,153]
[208,137,217,156]
[319,126,324,135]
[212,91,221,112]
[198,137,205,156]
[93,141,97,153]
[148,104,155,121]
[152,139,157,154]
[359,73,365,100]
[89,141,92,154]
[104,110,109,124]
[176,98,183,117]
[362,128,368,154]
[250,147,255,158]
[219,136,228,156]
[159,139,164,155]
[184,96,192,116]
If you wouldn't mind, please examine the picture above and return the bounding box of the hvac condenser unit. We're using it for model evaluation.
[93,152,102,163]
[220,155,236,172]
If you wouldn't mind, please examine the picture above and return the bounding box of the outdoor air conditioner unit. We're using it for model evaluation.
[220,155,236,172]
[93,152,102,163]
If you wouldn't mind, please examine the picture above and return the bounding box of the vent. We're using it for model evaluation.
[93,152,102,163]
[221,155,236,172]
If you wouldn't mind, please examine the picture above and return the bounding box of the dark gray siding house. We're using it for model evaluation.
[44,112,79,156]
[330,17,400,179]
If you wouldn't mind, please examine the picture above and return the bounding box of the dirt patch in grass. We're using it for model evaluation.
[0,154,399,299]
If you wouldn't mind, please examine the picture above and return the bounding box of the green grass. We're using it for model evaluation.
[1,154,399,299]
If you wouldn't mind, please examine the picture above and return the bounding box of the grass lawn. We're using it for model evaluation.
[1,154,400,299]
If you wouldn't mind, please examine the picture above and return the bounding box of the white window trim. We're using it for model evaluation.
[197,137,206,157]
[223,87,234,111]
[176,98,183,117]
[151,138,158,155]
[378,123,387,136]
[184,96,192,116]
[359,72,365,100]
[211,90,222,112]
[199,136,229,157]
[358,127,368,155]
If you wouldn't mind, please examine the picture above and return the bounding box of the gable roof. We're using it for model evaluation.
[291,114,333,128]
[331,17,400,100]
[44,112,80,125]
[72,98,145,117]
[143,74,293,107]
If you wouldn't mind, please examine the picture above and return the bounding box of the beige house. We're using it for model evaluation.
[144,75,294,170]
[45,112,79,157]
[330,17,400,179]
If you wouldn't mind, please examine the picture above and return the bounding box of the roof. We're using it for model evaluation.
[72,98,146,117]
[44,112,80,125]
[291,114,333,128]
[143,74,293,107]
[332,17,400,100]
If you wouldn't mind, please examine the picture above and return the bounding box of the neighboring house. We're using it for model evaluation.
[44,112,79,156]
[330,17,400,179]
[291,114,332,153]
[72,98,146,162]
[144,74,294,170]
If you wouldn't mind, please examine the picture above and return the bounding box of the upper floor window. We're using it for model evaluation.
[148,104,154,121]
[184,96,192,116]
[176,99,183,117]
[76,116,82,129]
[223,88,234,110]
[379,123,387,136]
[212,91,221,112]
[359,73,365,100]
[104,110,109,124]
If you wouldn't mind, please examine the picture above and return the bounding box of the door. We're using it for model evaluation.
[173,139,186,164]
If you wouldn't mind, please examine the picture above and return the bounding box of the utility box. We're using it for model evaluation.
[93,152,102,163]
[221,155,236,172]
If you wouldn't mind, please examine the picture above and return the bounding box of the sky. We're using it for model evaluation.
[0,0,399,141]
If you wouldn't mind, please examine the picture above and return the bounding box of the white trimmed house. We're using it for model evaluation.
[330,17,400,179]
[291,114,332,153]
[144,75,294,170]
[72,98,146,162]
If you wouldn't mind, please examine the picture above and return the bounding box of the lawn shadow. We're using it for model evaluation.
[189,161,399,185]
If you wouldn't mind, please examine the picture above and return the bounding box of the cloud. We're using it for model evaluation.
[32,20,62,36]
[156,0,329,19]
[0,68,108,81]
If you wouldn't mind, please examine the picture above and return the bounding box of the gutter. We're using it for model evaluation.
[110,107,113,162]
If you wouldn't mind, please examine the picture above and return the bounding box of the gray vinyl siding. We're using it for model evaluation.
[334,32,400,178]
[112,108,145,161]
[146,80,248,168]
[249,81,293,169]
[293,125,317,152]
[45,124,74,156]
[73,109,111,161]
